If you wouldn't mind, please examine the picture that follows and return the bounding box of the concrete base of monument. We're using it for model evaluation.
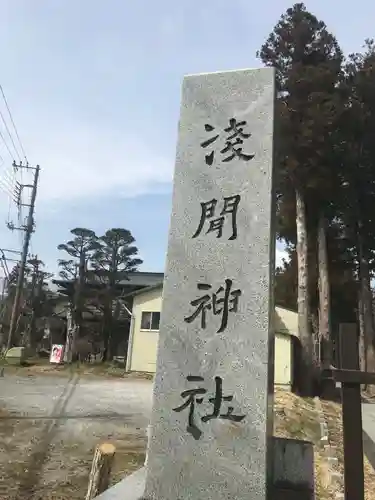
[95,438,314,500]
[95,467,146,500]
[272,437,315,499]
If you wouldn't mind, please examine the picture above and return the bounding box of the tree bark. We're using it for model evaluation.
[28,276,44,352]
[64,305,75,363]
[358,290,366,393]
[85,442,116,500]
[318,213,331,367]
[103,249,117,362]
[357,220,375,380]
[296,187,313,395]
[102,298,113,362]
[358,291,366,371]
[310,309,319,366]
[69,251,86,362]
[23,265,38,350]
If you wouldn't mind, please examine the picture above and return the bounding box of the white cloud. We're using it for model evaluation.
[19,119,174,206]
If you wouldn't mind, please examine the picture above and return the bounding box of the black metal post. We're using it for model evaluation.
[339,323,364,500]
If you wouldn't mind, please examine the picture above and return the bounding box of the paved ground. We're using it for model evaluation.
[0,374,154,500]
[0,374,153,421]
[362,403,375,471]
[5,376,375,499]
[363,404,375,441]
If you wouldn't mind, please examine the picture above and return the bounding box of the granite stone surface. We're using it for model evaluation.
[273,438,314,491]
[145,68,276,500]
[93,440,314,500]
[95,467,146,500]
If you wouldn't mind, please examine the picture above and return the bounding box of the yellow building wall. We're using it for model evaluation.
[128,288,162,372]
[129,289,298,388]
[274,333,292,387]
[274,307,297,388]
[275,306,298,337]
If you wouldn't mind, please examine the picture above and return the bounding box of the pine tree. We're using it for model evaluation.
[91,228,142,360]
[57,228,99,360]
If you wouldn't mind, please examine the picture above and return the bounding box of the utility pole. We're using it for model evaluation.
[7,164,40,350]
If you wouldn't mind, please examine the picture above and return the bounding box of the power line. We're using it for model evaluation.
[0,127,15,161]
[0,187,15,204]
[0,179,15,199]
[2,163,16,177]
[0,165,22,209]
[0,166,17,207]
[2,168,15,187]
[3,177,16,193]
[0,174,14,192]
[2,180,15,196]
[0,250,10,279]
[0,191,16,208]
[2,165,13,177]
[0,85,27,161]
[0,176,15,197]
[0,108,21,161]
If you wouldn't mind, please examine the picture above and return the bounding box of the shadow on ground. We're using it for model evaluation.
[15,373,80,499]
[363,430,375,471]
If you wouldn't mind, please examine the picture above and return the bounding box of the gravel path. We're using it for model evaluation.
[0,374,153,500]
[0,374,153,420]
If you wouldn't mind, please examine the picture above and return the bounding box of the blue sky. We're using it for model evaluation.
[0,0,373,278]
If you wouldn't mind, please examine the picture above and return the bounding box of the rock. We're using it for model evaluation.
[5,346,27,365]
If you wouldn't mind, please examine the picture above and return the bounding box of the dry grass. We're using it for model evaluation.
[274,389,375,499]
[274,389,320,441]
[274,389,335,500]
[322,400,375,500]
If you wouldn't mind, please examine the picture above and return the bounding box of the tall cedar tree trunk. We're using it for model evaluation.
[358,220,375,383]
[64,306,75,363]
[102,294,112,362]
[358,289,367,393]
[28,277,43,351]
[310,309,319,366]
[23,266,38,350]
[296,187,313,394]
[317,213,331,367]
[358,291,366,377]
[71,251,86,361]
[102,248,118,362]
[307,227,319,366]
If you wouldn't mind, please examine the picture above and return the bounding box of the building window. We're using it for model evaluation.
[141,311,161,331]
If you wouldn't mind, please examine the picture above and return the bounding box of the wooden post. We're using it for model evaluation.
[339,323,364,500]
[85,442,116,500]
[321,323,375,500]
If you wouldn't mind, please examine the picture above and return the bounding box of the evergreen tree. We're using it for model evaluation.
[338,40,375,378]
[90,228,142,361]
[57,228,99,360]
[258,3,343,393]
